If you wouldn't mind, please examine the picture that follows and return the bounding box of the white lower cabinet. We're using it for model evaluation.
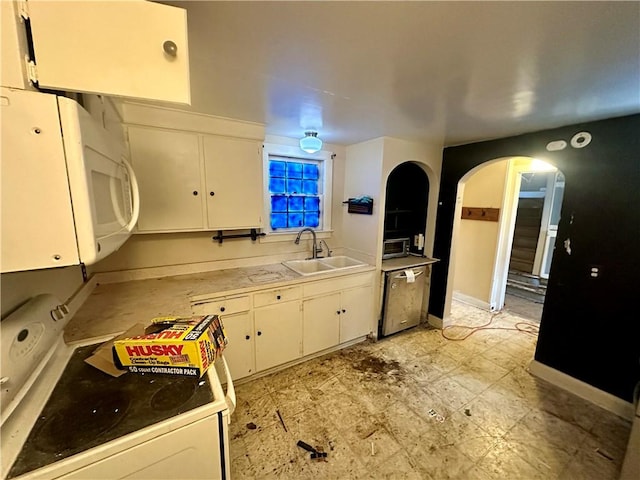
[254,301,302,371]
[302,293,341,356]
[191,295,253,381]
[190,271,373,381]
[217,312,254,380]
[339,285,373,343]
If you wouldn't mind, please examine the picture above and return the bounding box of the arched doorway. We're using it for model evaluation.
[448,156,564,321]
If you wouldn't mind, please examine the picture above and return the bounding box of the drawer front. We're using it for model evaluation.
[191,295,251,316]
[303,272,373,298]
[253,286,302,308]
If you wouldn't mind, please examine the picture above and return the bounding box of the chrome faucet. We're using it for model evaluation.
[319,239,332,257]
[294,228,321,259]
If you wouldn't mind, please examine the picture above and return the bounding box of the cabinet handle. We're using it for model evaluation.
[193,191,199,196]
[220,307,226,312]
[245,335,250,340]
[336,310,341,315]
[257,331,262,336]
[342,309,346,313]
[276,295,281,300]
[210,191,215,196]
[163,40,178,57]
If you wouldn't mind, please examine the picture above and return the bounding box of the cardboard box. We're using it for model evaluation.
[111,315,227,377]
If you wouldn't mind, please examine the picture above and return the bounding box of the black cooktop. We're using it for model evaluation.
[8,343,214,479]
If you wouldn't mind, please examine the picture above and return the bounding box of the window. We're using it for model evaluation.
[268,158,321,229]
[263,143,332,234]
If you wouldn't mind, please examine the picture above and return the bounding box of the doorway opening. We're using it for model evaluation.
[447,156,565,329]
[507,169,565,307]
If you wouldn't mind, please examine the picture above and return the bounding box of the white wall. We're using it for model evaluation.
[341,138,385,265]
[452,160,508,306]
[0,267,84,318]
[381,137,442,261]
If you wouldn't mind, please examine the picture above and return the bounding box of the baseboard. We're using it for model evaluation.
[452,291,492,311]
[528,360,634,421]
[428,314,443,329]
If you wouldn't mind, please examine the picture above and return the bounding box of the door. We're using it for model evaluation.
[25,1,190,103]
[217,312,254,381]
[203,136,263,230]
[128,126,204,231]
[339,286,372,343]
[302,293,340,356]
[254,302,302,371]
[534,172,565,279]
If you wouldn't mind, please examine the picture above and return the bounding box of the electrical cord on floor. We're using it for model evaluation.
[441,311,540,341]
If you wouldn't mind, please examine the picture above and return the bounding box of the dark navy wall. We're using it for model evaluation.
[430,114,640,402]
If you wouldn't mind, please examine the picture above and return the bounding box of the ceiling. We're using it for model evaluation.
[160,1,640,147]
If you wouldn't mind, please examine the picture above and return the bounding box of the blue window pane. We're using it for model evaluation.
[304,212,320,228]
[303,164,319,180]
[302,180,318,195]
[288,213,303,228]
[269,161,286,177]
[271,213,287,229]
[286,179,302,194]
[304,196,320,212]
[286,162,303,179]
[288,196,304,212]
[271,195,287,212]
[269,177,286,194]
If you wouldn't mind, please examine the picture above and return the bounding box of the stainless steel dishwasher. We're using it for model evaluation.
[382,265,427,336]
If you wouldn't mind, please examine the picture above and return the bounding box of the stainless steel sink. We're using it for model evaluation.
[282,256,366,276]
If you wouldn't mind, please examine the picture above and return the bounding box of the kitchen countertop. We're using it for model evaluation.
[64,262,375,344]
[381,256,439,272]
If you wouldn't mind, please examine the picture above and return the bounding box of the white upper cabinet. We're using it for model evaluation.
[128,126,204,231]
[23,0,190,104]
[203,136,263,230]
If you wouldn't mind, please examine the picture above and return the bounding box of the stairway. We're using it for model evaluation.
[506,270,547,303]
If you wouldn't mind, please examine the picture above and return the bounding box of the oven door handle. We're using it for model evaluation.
[219,354,236,417]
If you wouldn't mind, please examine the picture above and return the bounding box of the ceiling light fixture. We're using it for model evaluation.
[299,131,322,153]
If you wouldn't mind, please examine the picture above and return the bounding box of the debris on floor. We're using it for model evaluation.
[246,422,257,430]
[297,440,328,461]
[427,408,445,423]
[276,409,288,432]
[464,408,472,416]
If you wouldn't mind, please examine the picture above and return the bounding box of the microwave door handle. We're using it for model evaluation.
[121,156,140,232]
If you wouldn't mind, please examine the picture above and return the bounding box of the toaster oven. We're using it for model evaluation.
[382,237,410,259]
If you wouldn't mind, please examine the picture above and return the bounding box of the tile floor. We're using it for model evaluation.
[228,299,631,479]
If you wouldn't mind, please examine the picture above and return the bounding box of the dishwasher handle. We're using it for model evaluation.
[394,269,424,280]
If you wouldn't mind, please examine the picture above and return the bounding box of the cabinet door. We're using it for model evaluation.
[1,88,79,272]
[128,126,204,231]
[340,286,373,343]
[302,293,340,356]
[192,298,253,380]
[26,1,190,104]
[254,302,302,372]
[219,312,255,381]
[203,136,263,230]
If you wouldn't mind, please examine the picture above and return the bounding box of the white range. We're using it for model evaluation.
[1,294,235,480]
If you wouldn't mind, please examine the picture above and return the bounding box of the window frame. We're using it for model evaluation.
[262,143,332,239]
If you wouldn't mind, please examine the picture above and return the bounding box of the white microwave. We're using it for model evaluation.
[1,87,139,273]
